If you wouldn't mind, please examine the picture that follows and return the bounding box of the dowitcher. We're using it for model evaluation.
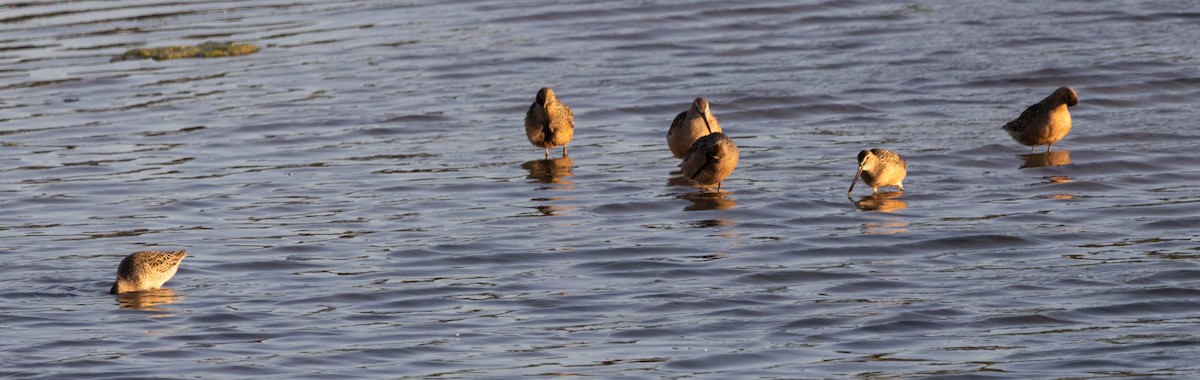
[110,250,187,294]
[667,97,722,158]
[680,132,739,192]
[1002,86,1078,153]
[525,87,574,159]
[849,148,907,195]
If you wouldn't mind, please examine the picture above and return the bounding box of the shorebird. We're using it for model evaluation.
[680,132,738,192]
[667,97,722,158]
[1002,86,1078,153]
[110,250,187,294]
[849,148,907,195]
[525,87,574,159]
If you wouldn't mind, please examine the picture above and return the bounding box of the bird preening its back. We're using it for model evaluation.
[667,97,722,159]
[849,148,907,195]
[524,87,575,159]
[680,132,739,192]
[110,250,187,294]
[1002,86,1078,153]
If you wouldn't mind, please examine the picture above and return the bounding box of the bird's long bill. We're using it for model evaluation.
[848,168,862,194]
[702,116,713,134]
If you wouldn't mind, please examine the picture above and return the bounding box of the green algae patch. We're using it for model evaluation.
[112,41,260,62]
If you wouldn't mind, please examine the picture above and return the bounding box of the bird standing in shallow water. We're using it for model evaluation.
[1002,86,1078,153]
[110,250,187,294]
[525,87,574,159]
[667,97,722,159]
[680,132,738,192]
[849,148,907,195]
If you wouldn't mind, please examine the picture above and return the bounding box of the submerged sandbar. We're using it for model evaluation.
[112,41,260,62]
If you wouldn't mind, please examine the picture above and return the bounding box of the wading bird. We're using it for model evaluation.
[110,250,187,294]
[680,132,738,192]
[525,87,574,159]
[1002,87,1078,153]
[849,149,907,195]
[668,97,722,159]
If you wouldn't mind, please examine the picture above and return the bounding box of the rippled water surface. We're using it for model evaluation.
[3,1,1200,378]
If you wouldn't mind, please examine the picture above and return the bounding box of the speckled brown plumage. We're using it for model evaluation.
[667,97,722,159]
[524,87,574,159]
[110,250,187,294]
[849,148,907,195]
[680,132,738,192]
[1002,87,1078,153]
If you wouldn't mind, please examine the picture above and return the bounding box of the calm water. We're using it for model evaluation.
[2,0,1200,378]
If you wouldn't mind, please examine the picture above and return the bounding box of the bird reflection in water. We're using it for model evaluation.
[666,173,692,187]
[681,190,737,211]
[1036,175,1076,200]
[530,198,576,217]
[523,157,575,216]
[115,288,180,311]
[522,157,574,184]
[861,220,910,235]
[852,191,908,213]
[687,219,736,228]
[1019,150,1071,169]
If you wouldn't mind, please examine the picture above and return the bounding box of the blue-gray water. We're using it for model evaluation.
[2,1,1200,378]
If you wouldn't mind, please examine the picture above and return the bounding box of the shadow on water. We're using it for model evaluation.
[681,191,736,211]
[522,157,574,184]
[1019,150,1071,169]
[115,288,180,311]
[852,191,908,213]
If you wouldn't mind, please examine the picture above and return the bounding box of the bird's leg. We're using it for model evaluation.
[1045,144,1052,153]
[717,182,722,192]
[562,146,568,157]
[544,148,550,160]
[1030,146,1036,154]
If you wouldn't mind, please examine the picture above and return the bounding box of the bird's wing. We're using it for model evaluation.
[689,159,711,180]
[525,102,549,141]
[1003,103,1042,133]
[667,111,687,137]
[547,102,573,134]
[681,140,711,179]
